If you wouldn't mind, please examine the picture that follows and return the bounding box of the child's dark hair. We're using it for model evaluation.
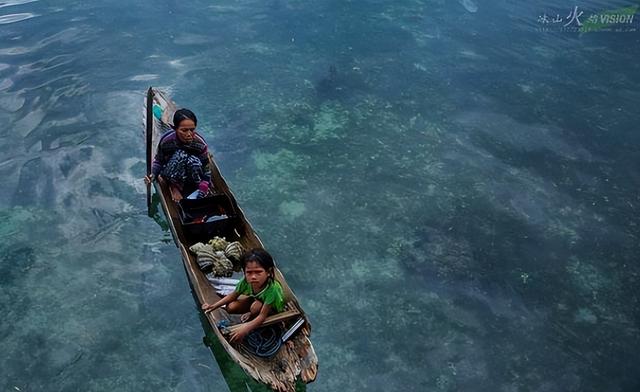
[173,108,197,128]
[241,248,275,274]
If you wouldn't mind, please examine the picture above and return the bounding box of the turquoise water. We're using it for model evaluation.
[1,0,639,391]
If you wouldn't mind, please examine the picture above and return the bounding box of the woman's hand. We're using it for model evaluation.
[144,174,155,185]
[229,324,251,343]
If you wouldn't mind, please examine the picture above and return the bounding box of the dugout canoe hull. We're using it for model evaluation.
[144,87,318,391]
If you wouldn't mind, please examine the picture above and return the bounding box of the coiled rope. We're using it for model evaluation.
[244,326,282,358]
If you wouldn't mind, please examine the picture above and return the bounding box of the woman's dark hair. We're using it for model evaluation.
[173,108,197,129]
[241,248,275,274]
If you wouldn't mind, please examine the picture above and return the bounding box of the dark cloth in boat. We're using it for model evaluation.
[161,150,207,193]
[235,278,285,313]
[152,130,211,191]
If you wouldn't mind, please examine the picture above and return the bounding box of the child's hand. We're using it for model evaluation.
[229,324,251,343]
[240,312,252,323]
[201,303,216,313]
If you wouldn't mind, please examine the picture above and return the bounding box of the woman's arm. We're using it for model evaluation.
[152,133,172,177]
[145,149,163,184]
[151,152,163,177]
[229,303,272,343]
[202,291,239,313]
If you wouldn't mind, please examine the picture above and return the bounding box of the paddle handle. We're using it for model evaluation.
[145,87,154,213]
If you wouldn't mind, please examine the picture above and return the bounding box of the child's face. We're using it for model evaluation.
[244,261,270,290]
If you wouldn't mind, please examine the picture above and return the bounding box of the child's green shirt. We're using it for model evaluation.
[235,278,285,313]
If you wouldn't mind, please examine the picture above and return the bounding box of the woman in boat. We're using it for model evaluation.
[144,108,211,201]
[202,249,285,343]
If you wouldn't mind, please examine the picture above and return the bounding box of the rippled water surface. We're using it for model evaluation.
[1,0,639,391]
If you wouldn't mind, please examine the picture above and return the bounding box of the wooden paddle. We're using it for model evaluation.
[145,87,154,214]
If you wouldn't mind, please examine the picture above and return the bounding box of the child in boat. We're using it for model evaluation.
[201,248,285,342]
[144,108,211,201]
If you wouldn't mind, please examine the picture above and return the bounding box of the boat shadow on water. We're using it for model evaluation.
[148,192,170,234]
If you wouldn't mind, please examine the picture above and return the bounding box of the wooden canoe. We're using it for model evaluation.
[144,87,318,391]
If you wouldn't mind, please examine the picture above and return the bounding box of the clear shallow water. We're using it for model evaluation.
[1,0,639,391]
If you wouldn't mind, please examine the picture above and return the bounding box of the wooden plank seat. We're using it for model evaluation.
[224,306,302,334]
